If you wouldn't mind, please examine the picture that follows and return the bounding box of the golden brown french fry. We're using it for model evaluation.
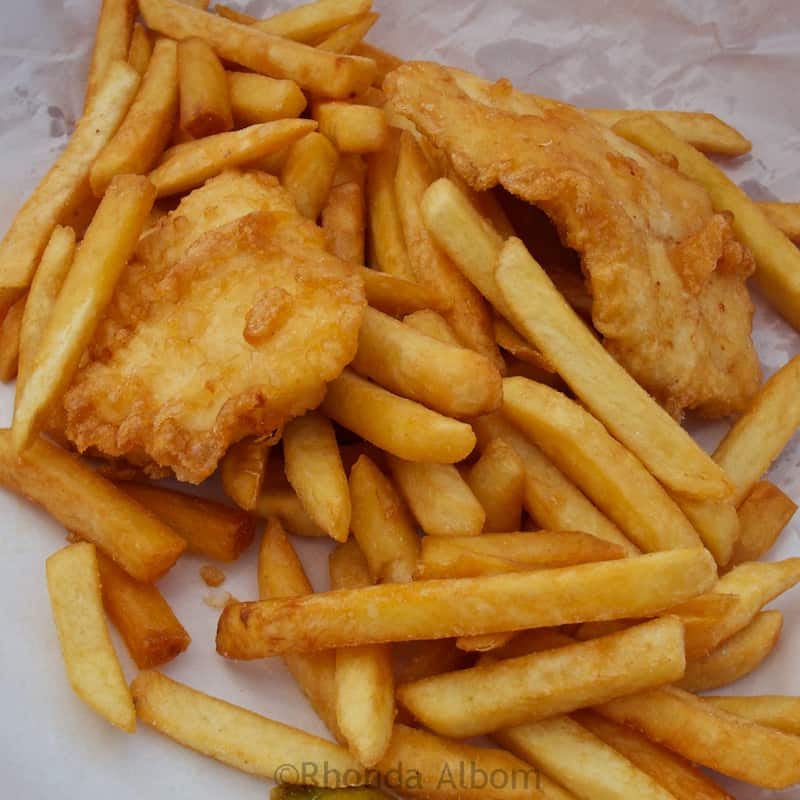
[152,118,316,197]
[0,61,139,295]
[322,369,476,463]
[323,182,366,264]
[613,115,800,331]
[317,12,379,53]
[671,494,740,569]
[361,269,445,318]
[353,42,403,85]
[284,412,351,543]
[353,307,502,418]
[216,548,716,658]
[596,686,800,789]
[393,640,469,686]
[85,0,137,106]
[139,0,376,98]
[131,670,364,784]
[314,102,389,154]
[254,484,328,538]
[731,481,797,566]
[493,317,553,372]
[127,22,153,75]
[455,631,518,653]
[227,71,307,125]
[96,550,190,669]
[702,695,800,737]
[760,201,800,241]
[90,39,179,196]
[387,457,485,537]
[281,131,339,220]
[177,37,232,138]
[481,629,576,662]
[12,175,154,451]
[465,437,525,532]
[402,310,459,345]
[120,482,255,562]
[495,237,732,501]
[221,437,271,512]
[0,293,25,382]
[334,154,368,191]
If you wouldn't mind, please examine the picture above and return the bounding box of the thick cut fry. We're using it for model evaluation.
[466,438,525,532]
[495,237,732,500]
[284,413,351,543]
[322,369,476,463]
[760,201,800,241]
[0,61,140,293]
[127,22,153,75]
[177,37,232,138]
[0,293,25,382]
[221,438,271,512]
[330,541,395,766]
[120,482,255,562]
[317,12,379,53]
[85,0,137,106]
[417,532,626,580]
[131,671,363,784]
[403,310,460,345]
[12,175,155,451]
[597,686,800,789]
[503,378,701,552]
[227,71,307,125]
[397,618,685,738]
[314,102,389,154]
[323,182,366,264]
[90,40,179,196]
[731,481,797,566]
[672,494,739,568]
[387,457,485,537]
[281,131,339,220]
[254,485,328,537]
[151,119,316,197]
[353,307,502,419]
[613,114,800,331]
[46,542,135,732]
[353,42,402,85]
[361,269,445,318]
[140,0,376,97]
[703,695,800,737]
[96,551,190,669]
[216,549,716,658]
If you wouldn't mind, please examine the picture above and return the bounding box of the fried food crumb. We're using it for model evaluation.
[203,589,239,609]
[200,564,226,587]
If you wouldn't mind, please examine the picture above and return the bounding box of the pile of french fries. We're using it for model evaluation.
[2,0,800,798]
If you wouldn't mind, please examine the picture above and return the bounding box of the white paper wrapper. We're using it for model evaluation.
[0,2,799,798]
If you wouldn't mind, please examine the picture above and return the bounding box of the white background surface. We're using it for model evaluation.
[0,1,799,798]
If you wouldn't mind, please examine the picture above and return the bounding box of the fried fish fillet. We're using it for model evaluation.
[63,171,365,483]
[385,63,761,417]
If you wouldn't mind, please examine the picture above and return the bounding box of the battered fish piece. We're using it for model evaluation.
[385,63,761,417]
[64,172,365,483]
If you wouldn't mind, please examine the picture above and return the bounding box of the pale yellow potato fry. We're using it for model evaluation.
[12,175,154,451]
[361,269,446,317]
[322,369,476,463]
[46,542,135,732]
[131,671,363,784]
[139,0,376,98]
[227,71,307,125]
[703,695,800,737]
[0,61,139,294]
[216,548,716,658]
[496,715,677,800]
[330,540,395,766]
[403,309,460,345]
[281,131,339,220]
[455,632,518,653]
[495,237,732,500]
[177,37,232,139]
[349,455,419,584]
[254,485,328,538]
[466,437,525,532]
[387,457,485,537]
[353,42,403,86]
[731,480,797,567]
[503,378,702,552]
[323,182,365,264]
[613,115,800,331]
[0,293,25,382]
[314,102,389,154]
[127,22,153,75]
[221,437,271,512]
[317,12,379,53]
[397,618,685,738]
[576,711,734,800]
[596,686,800,789]
[672,494,740,568]
[90,39,179,196]
[353,307,502,418]
[760,201,800,241]
[151,118,316,197]
[417,531,626,580]
[85,0,137,106]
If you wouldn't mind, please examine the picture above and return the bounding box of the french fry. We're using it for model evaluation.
[387,457,485,537]
[393,640,469,685]
[596,686,800,789]
[397,618,685,738]
[120,482,255,562]
[323,182,365,264]
[46,542,135,732]
[0,293,25,382]
[317,12,379,53]
[760,201,800,241]
[12,175,155,451]
[139,0,376,98]
[493,317,553,372]
[220,437,271,512]
[482,629,576,661]
[731,481,797,566]
[127,22,153,75]
[214,4,258,24]
[353,42,403,86]
[334,154,368,192]
[417,532,626,580]
[255,484,328,538]
[456,632,518,653]
[284,412,351,543]
[131,671,364,784]
[313,102,389,154]
[495,237,732,501]
[281,131,339,220]
[330,540,395,766]
[612,114,800,331]
[403,310,460,345]
[338,442,385,473]
[216,548,716,658]
[227,72,307,125]
[90,39,179,196]
[85,0,137,106]
[503,378,701,552]
[702,695,800,737]
[96,550,190,669]
[672,495,740,568]
[361,269,445,318]
[151,118,316,196]
[353,307,502,418]
[177,37,233,138]
[465,437,525,532]
[322,369,476,463]
[0,61,140,295]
